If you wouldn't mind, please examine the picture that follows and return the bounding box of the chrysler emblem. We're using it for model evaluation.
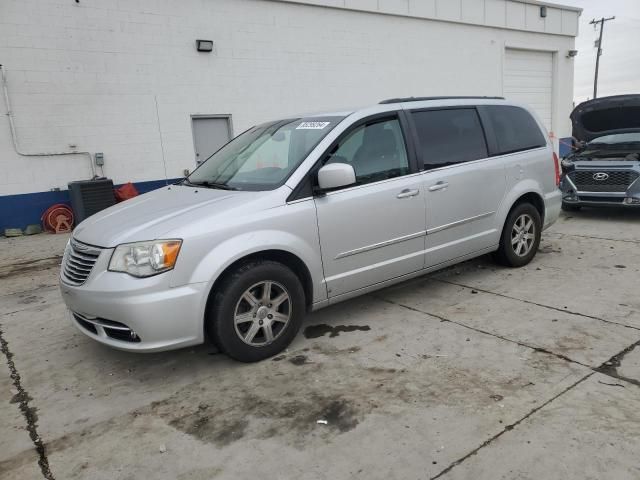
[593,172,609,181]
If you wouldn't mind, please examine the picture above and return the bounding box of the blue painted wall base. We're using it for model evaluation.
[1,179,180,233]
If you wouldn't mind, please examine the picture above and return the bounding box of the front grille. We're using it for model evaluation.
[72,312,141,343]
[62,239,102,285]
[569,170,639,192]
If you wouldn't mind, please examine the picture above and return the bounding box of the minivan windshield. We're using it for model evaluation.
[185,116,344,191]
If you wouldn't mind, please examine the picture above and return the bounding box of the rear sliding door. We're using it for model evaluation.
[410,107,507,267]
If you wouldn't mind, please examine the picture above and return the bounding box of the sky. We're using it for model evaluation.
[556,0,640,103]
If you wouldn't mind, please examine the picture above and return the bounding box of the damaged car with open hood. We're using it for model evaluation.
[561,94,640,210]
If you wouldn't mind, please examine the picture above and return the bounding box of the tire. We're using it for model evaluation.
[208,260,305,362]
[494,203,542,268]
[561,202,581,212]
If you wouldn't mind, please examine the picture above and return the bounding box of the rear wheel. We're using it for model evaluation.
[208,260,305,362]
[494,203,542,267]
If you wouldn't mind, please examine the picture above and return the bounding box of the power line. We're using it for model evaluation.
[589,16,615,99]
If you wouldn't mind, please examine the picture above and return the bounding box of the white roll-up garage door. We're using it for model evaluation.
[503,48,553,132]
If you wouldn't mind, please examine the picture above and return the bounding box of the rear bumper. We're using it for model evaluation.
[543,189,562,230]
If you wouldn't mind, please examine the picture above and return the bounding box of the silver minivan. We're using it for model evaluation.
[60,97,562,362]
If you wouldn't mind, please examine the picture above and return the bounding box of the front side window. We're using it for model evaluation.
[326,118,409,185]
[412,108,488,170]
[187,116,344,191]
[484,105,546,155]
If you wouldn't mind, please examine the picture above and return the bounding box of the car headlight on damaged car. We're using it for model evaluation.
[109,240,182,277]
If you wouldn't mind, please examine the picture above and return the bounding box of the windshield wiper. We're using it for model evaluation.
[187,180,238,191]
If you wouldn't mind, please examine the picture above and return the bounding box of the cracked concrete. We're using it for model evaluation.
[440,373,640,480]
[596,341,640,388]
[1,210,639,480]
[0,326,53,479]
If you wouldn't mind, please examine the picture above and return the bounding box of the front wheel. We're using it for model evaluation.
[208,260,306,362]
[494,203,542,267]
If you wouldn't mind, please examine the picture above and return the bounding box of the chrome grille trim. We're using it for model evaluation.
[62,239,102,286]
[73,312,130,331]
[72,312,141,342]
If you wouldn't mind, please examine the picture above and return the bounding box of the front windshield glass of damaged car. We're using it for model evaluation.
[186,116,344,191]
[589,133,640,145]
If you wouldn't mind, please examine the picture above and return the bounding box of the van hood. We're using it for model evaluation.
[73,185,261,247]
[571,94,640,142]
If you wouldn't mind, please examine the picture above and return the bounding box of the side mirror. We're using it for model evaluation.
[317,163,356,191]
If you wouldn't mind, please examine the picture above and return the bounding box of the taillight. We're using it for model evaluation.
[552,152,561,186]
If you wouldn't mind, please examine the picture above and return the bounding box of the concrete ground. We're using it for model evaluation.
[2,209,640,480]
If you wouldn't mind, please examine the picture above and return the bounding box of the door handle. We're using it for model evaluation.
[396,188,420,199]
[428,181,449,192]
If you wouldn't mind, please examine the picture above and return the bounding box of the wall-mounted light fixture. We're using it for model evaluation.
[195,39,214,52]
[540,6,547,18]
[567,49,578,58]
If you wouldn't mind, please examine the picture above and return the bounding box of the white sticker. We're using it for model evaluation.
[296,121,330,130]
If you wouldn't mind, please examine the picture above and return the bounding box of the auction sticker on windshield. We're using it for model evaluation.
[296,121,331,130]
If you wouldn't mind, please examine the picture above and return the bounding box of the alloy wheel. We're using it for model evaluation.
[233,281,291,346]
[511,213,536,257]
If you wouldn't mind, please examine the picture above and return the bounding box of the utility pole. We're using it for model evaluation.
[590,16,615,99]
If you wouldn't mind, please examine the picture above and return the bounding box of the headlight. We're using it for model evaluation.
[109,240,182,277]
[561,158,574,170]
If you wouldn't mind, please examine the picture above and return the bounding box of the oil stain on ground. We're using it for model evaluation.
[39,349,526,459]
[304,324,371,339]
[150,391,362,447]
[316,399,359,432]
[288,355,309,366]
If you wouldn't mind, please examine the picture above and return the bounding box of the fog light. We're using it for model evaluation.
[624,197,640,205]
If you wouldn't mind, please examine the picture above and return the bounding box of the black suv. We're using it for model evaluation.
[560,95,640,210]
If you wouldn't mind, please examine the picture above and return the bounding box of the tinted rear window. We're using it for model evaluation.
[411,108,488,169]
[484,106,546,155]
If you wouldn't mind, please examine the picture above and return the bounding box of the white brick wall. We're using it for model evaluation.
[0,0,578,196]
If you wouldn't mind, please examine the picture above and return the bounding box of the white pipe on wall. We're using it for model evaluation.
[0,64,96,179]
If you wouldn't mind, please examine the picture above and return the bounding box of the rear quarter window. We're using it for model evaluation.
[484,105,546,155]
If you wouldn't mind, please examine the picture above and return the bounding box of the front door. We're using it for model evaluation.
[192,116,232,166]
[409,107,507,267]
[314,116,426,298]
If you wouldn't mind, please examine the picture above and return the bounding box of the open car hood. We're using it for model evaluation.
[571,94,640,142]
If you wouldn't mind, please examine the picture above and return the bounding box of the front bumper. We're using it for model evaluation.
[59,247,208,352]
[560,167,640,207]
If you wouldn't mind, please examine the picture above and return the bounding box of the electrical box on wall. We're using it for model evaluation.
[94,152,104,166]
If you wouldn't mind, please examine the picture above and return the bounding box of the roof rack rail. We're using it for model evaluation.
[379,96,506,104]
